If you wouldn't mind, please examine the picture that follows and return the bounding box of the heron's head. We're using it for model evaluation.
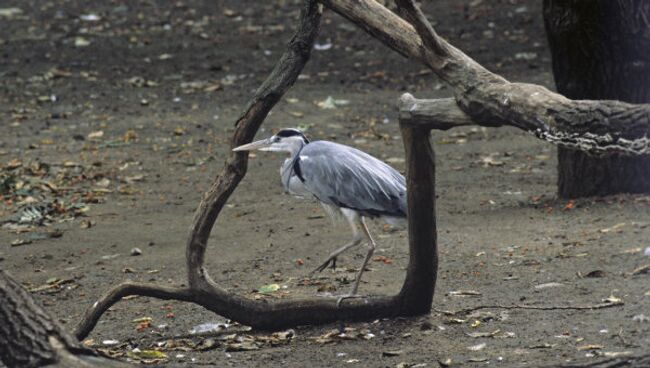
[233,128,309,154]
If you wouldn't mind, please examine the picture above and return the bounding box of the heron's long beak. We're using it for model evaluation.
[232,138,272,152]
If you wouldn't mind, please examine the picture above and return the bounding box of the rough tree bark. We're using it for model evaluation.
[544,0,650,197]
[0,270,129,368]
[398,124,438,315]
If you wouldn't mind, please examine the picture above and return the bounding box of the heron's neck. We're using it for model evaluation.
[285,139,307,158]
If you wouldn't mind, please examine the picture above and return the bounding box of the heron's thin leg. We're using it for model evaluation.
[348,216,376,296]
[311,236,362,274]
[310,208,363,274]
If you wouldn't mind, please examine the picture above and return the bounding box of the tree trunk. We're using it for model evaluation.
[398,122,438,316]
[0,270,129,367]
[543,0,650,198]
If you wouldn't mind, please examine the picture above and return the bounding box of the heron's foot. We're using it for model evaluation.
[336,293,367,308]
[310,256,338,275]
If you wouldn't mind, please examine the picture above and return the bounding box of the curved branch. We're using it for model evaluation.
[76,0,439,340]
[74,283,193,340]
[186,0,324,289]
[75,0,326,340]
[181,0,433,330]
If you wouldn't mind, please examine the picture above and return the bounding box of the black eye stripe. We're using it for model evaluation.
[275,129,309,143]
[275,129,303,138]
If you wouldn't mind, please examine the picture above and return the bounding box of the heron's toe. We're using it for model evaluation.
[311,256,337,274]
[336,293,365,308]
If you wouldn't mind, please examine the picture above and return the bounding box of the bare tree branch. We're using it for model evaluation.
[322,0,650,156]
[394,0,448,59]
[399,94,474,130]
[400,94,650,156]
[75,283,193,340]
[433,300,624,316]
[320,0,505,90]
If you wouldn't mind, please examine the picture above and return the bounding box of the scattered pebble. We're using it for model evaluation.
[190,322,229,334]
[74,37,91,47]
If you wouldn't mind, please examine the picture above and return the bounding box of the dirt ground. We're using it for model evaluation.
[1,0,649,367]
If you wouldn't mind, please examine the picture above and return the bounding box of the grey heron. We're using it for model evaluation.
[233,128,407,297]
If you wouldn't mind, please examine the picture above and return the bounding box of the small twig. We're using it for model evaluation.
[613,328,639,348]
[625,263,650,276]
[433,301,624,316]
[28,278,75,293]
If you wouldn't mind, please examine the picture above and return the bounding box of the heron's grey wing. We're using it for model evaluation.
[297,141,407,218]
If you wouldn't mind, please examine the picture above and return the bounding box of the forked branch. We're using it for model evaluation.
[323,0,650,156]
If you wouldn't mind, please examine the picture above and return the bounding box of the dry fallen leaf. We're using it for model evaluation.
[373,255,393,264]
[466,329,500,338]
[599,223,626,233]
[534,282,564,290]
[448,290,482,296]
[258,283,281,294]
[603,351,633,358]
[467,342,486,351]
[626,264,650,276]
[603,295,623,304]
[87,130,104,140]
[577,344,604,351]
[127,349,167,361]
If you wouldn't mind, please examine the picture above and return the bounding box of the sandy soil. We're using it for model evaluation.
[1,0,649,366]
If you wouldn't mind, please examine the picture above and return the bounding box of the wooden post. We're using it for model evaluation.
[398,106,438,315]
